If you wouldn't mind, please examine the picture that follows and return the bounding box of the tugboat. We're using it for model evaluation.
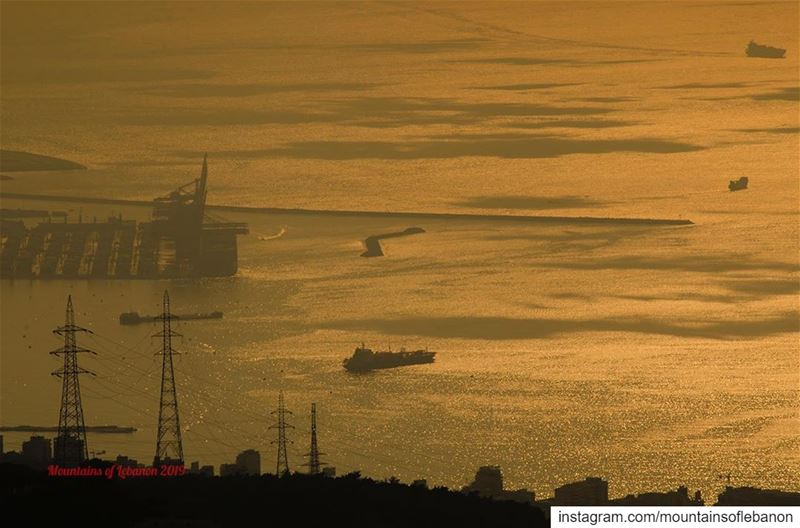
[746,41,786,58]
[728,177,748,192]
[343,344,436,372]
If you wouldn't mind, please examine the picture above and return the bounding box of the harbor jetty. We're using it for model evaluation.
[361,227,426,257]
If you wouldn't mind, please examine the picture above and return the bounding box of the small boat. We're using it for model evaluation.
[746,41,786,59]
[728,177,748,192]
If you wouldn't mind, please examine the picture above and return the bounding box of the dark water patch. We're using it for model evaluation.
[452,57,655,67]
[751,87,799,102]
[538,255,799,273]
[346,38,489,54]
[682,1,786,7]
[692,86,800,102]
[484,227,648,243]
[721,278,800,296]
[549,292,596,301]
[698,209,798,216]
[120,96,614,128]
[455,195,608,210]
[504,119,636,129]
[614,293,739,304]
[571,96,638,103]
[321,312,800,340]
[0,150,86,172]
[137,82,383,98]
[120,108,341,126]
[736,126,799,134]
[660,82,749,89]
[452,57,575,66]
[240,135,704,160]
[336,97,615,127]
[471,82,582,91]
[5,66,215,85]
[101,159,203,168]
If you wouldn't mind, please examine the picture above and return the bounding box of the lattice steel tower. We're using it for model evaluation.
[153,290,184,465]
[51,295,96,466]
[303,403,326,475]
[270,391,293,475]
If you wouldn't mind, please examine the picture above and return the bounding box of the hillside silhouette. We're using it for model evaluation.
[0,464,547,528]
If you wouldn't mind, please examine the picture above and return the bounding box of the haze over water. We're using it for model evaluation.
[1,1,798,499]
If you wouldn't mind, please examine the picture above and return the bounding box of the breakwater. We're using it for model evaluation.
[0,192,694,226]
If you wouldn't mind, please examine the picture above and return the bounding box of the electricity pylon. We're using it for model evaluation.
[270,391,293,475]
[154,290,184,465]
[51,295,96,466]
[303,403,327,475]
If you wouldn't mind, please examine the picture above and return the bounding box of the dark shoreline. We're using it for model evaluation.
[0,192,694,226]
[0,425,136,434]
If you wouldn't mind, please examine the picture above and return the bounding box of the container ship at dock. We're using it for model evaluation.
[0,156,248,279]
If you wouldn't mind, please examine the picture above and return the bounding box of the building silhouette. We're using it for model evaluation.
[114,455,144,468]
[21,436,52,470]
[236,449,261,476]
[219,450,261,477]
[716,486,800,506]
[462,466,535,504]
[52,435,85,467]
[189,461,215,477]
[220,463,247,477]
[610,486,703,506]
[553,477,608,506]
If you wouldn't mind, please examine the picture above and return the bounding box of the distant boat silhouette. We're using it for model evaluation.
[343,344,435,372]
[119,311,222,325]
[746,41,786,58]
[728,177,748,192]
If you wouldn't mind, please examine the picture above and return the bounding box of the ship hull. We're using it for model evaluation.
[343,351,436,372]
[746,50,786,58]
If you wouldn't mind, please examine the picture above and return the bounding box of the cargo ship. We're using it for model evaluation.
[0,156,248,278]
[746,41,786,58]
[343,344,436,372]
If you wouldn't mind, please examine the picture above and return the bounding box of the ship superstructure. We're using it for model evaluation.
[0,156,248,279]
